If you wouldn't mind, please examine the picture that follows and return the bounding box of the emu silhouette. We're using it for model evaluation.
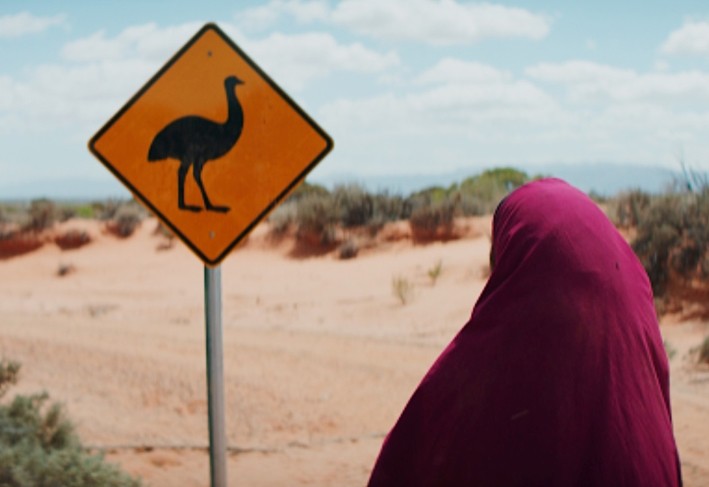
[148,75,244,213]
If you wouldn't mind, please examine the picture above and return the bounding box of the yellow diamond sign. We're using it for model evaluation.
[89,23,333,266]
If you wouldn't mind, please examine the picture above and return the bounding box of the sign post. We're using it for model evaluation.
[88,23,332,487]
[204,266,227,486]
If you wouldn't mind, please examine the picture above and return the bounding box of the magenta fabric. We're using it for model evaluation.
[368,178,682,487]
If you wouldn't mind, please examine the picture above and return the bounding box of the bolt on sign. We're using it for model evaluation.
[89,23,333,266]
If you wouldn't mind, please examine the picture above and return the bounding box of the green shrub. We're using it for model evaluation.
[0,203,28,227]
[588,190,608,204]
[94,199,124,221]
[698,336,709,364]
[284,181,330,203]
[663,340,677,360]
[612,190,652,228]
[0,360,19,397]
[457,193,486,216]
[267,202,296,237]
[333,184,373,228]
[392,275,413,305]
[0,359,141,486]
[428,260,443,285]
[57,206,76,222]
[409,185,449,206]
[266,171,531,243]
[294,192,338,246]
[409,199,458,242]
[56,203,95,221]
[22,199,57,232]
[107,203,145,238]
[372,191,411,222]
[458,167,530,214]
[73,204,96,219]
[362,192,411,236]
[628,186,709,298]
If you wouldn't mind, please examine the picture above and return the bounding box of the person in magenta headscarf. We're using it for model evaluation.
[368,178,682,486]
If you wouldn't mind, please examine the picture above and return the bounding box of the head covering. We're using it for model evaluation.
[368,178,681,487]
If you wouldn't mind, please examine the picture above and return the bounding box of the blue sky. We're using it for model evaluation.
[3,1,709,198]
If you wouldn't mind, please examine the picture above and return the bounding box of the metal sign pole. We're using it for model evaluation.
[204,266,228,487]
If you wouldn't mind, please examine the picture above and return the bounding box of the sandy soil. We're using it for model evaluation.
[0,217,707,486]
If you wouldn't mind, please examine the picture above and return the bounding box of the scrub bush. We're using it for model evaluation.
[107,203,145,238]
[0,360,141,487]
[392,275,413,305]
[268,202,296,237]
[409,200,457,242]
[612,190,652,228]
[406,168,532,238]
[23,199,57,232]
[55,229,91,250]
[457,167,530,214]
[333,184,373,228]
[663,340,677,360]
[631,190,709,296]
[267,170,532,246]
[338,238,359,259]
[428,260,443,285]
[0,360,19,397]
[94,199,124,221]
[698,336,709,364]
[294,191,338,246]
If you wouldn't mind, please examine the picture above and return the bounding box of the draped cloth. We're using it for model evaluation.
[368,178,682,487]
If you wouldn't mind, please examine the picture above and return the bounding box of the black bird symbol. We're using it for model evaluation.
[148,75,245,213]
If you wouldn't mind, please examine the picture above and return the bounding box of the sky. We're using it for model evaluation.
[3,0,709,198]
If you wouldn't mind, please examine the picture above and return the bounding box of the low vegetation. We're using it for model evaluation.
[338,238,359,260]
[0,199,147,258]
[663,340,677,361]
[1,167,708,318]
[698,336,709,365]
[612,178,709,312]
[267,167,533,245]
[0,359,141,487]
[428,260,443,286]
[392,275,414,305]
[105,202,146,238]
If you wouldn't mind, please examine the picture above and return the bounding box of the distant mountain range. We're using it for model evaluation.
[0,163,681,202]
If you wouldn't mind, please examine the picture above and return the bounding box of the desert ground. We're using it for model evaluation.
[0,216,707,486]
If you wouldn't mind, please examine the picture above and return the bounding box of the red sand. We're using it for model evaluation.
[0,217,707,486]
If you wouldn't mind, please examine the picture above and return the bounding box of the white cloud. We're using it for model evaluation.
[654,60,670,72]
[526,61,709,103]
[61,22,203,62]
[331,0,551,44]
[0,21,400,136]
[1,23,206,135]
[526,61,634,84]
[317,58,709,175]
[416,58,512,85]
[62,30,127,62]
[242,32,399,91]
[320,59,559,156]
[236,0,551,45]
[0,11,66,38]
[236,0,329,31]
[660,20,709,56]
[61,22,398,90]
[0,58,159,136]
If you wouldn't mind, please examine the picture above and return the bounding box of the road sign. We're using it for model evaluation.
[89,23,333,266]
